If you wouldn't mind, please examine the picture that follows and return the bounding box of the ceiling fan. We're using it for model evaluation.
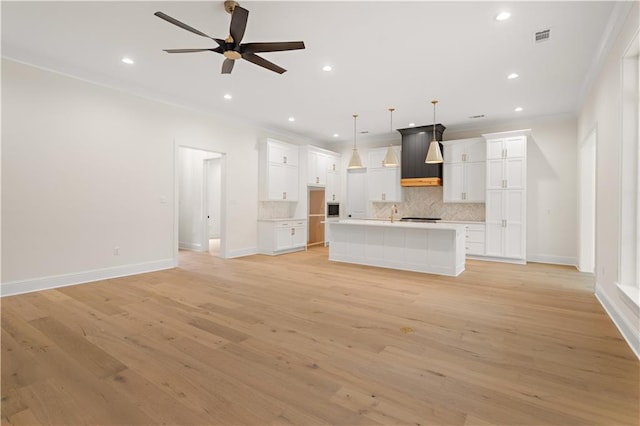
[154,1,305,74]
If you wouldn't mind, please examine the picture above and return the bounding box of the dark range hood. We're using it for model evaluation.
[397,124,445,186]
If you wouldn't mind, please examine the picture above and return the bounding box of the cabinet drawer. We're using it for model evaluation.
[465,229,485,244]
[465,242,485,255]
[275,221,306,228]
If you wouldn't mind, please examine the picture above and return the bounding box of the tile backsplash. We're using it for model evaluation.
[372,187,485,221]
[259,201,296,219]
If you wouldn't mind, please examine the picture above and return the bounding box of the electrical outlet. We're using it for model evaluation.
[114,247,120,256]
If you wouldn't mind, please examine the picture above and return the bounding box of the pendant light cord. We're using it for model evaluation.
[353,114,358,149]
[389,107,394,132]
[432,100,438,142]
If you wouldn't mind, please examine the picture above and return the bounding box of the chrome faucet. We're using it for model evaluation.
[390,204,399,222]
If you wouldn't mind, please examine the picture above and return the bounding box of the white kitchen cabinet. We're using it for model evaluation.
[486,136,526,160]
[258,219,306,255]
[307,150,330,186]
[486,158,525,190]
[259,139,299,201]
[327,155,340,174]
[483,130,528,262]
[442,138,486,203]
[367,147,403,202]
[485,190,525,258]
[443,137,486,163]
[445,222,486,256]
[326,169,341,202]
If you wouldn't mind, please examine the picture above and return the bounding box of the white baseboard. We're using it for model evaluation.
[179,241,203,251]
[595,285,640,360]
[527,254,577,267]
[1,258,177,297]
[225,247,258,258]
[469,255,526,265]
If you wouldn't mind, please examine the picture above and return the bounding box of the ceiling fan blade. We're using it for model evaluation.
[163,48,221,53]
[154,12,224,46]
[229,6,249,44]
[242,52,286,74]
[241,41,306,54]
[222,59,235,74]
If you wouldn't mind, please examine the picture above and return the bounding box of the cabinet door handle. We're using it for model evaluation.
[462,153,467,162]
[291,228,295,235]
[316,176,319,184]
[332,194,336,201]
[283,192,287,200]
[283,156,287,164]
[333,164,336,171]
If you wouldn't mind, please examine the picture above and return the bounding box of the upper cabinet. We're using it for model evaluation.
[307,149,329,186]
[486,136,526,160]
[442,138,486,203]
[485,136,526,190]
[305,147,341,187]
[259,139,299,201]
[367,146,403,202]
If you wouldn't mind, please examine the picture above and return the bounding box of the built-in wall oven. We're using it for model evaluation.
[327,202,340,217]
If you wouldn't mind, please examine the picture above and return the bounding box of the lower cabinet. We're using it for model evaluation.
[485,189,525,260]
[258,219,307,255]
[446,222,486,256]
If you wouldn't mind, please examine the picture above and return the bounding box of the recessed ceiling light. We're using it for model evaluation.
[496,12,511,21]
[409,123,416,127]
[223,94,232,100]
[288,117,295,122]
[514,107,523,112]
[333,133,339,138]
[507,73,519,79]
[121,57,135,65]
[322,65,332,72]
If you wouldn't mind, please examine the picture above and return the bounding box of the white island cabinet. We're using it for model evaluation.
[328,220,465,276]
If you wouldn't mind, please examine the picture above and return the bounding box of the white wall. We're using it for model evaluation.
[1,59,313,294]
[577,3,639,358]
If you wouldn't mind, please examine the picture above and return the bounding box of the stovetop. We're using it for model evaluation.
[400,217,442,223]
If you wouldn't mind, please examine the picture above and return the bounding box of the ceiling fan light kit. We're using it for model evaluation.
[425,100,444,164]
[155,2,305,74]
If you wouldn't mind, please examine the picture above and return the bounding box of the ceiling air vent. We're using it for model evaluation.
[535,29,551,43]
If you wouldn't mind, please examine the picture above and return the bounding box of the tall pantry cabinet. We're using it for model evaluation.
[483,130,529,263]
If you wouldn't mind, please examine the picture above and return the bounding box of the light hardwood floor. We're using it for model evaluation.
[2,247,638,425]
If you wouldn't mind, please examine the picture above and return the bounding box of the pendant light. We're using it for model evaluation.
[348,114,364,169]
[425,100,444,164]
[383,107,400,167]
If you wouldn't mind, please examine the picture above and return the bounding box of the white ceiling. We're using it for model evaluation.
[1,1,620,144]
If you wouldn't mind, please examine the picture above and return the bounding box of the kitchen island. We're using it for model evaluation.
[328,219,466,276]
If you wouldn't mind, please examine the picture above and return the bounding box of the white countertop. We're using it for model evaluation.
[439,220,486,224]
[332,219,465,231]
[258,218,306,222]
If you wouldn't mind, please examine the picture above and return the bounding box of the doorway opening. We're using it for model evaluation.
[176,146,226,260]
[578,128,596,274]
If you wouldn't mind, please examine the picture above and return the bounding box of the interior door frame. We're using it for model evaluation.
[174,142,228,261]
